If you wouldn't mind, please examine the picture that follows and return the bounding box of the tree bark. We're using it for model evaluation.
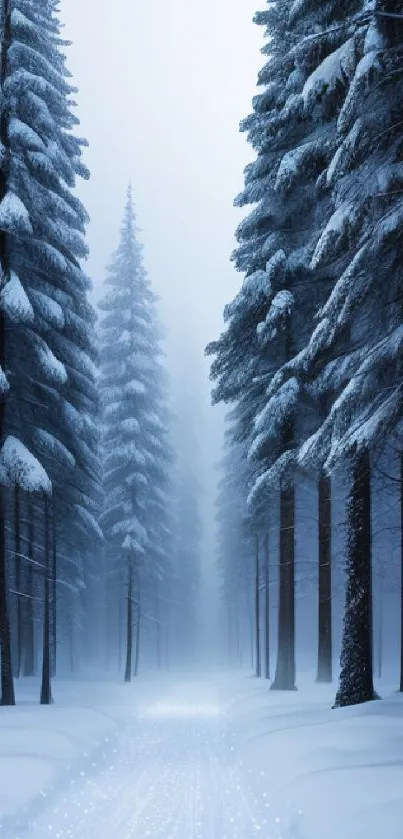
[124,558,133,683]
[317,474,332,682]
[134,587,141,678]
[0,0,15,708]
[23,504,35,677]
[40,495,52,705]
[51,509,57,677]
[334,448,377,707]
[255,534,261,677]
[264,532,270,680]
[13,485,22,677]
[377,567,383,680]
[271,482,296,691]
[400,452,403,692]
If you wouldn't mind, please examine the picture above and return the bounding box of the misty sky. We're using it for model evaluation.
[62,0,262,590]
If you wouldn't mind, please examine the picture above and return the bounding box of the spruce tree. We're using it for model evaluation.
[99,187,173,681]
[0,0,97,701]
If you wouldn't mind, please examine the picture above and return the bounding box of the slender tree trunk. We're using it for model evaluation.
[51,510,57,677]
[255,534,261,677]
[124,558,133,683]
[69,614,75,673]
[377,568,383,680]
[0,0,15,708]
[264,532,270,680]
[271,482,296,691]
[317,474,332,682]
[400,452,403,692]
[134,591,141,678]
[156,583,162,670]
[13,485,22,677]
[23,506,35,676]
[228,600,232,665]
[117,592,122,673]
[235,611,241,667]
[334,448,377,707]
[0,485,15,705]
[40,495,52,705]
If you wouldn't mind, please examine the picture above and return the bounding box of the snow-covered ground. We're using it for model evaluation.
[1,672,403,838]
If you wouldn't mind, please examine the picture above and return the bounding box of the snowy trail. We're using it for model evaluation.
[18,679,290,839]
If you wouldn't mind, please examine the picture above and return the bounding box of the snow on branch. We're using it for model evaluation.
[0,191,32,236]
[0,271,34,323]
[0,366,9,395]
[0,436,51,493]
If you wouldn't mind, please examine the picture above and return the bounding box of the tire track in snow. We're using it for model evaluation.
[17,682,296,839]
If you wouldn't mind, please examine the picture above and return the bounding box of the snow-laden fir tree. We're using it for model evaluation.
[208,0,320,689]
[99,187,173,682]
[267,3,403,706]
[0,0,97,704]
[245,0,364,686]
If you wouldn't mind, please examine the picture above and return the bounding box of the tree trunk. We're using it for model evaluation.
[156,583,162,670]
[124,558,133,683]
[264,532,270,680]
[317,474,332,682]
[40,495,52,705]
[271,482,296,691]
[0,485,15,705]
[247,587,254,669]
[0,0,15,708]
[400,452,403,692]
[377,567,383,680]
[334,448,377,707]
[134,592,141,678]
[255,534,261,677]
[51,509,57,677]
[13,485,22,677]
[227,600,233,665]
[117,587,122,673]
[23,506,35,677]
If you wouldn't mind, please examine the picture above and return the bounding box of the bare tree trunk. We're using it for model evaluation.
[264,532,270,680]
[334,448,377,707]
[156,582,162,670]
[247,585,254,670]
[317,474,332,682]
[0,0,15,709]
[117,591,122,673]
[134,589,141,678]
[124,558,133,683]
[400,452,403,692]
[255,534,261,677]
[13,485,22,677]
[40,495,52,705]
[0,485,14,705]
[51,509,57,677]
[271,482,296,691]
[377,567,383,680]
[23,505,35,677]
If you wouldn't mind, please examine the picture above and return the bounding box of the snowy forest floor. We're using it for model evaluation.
[1,671,402,839]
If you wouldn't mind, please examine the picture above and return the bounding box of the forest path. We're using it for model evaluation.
[21,676,290,839]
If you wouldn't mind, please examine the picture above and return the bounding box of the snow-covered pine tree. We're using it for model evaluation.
[99,187,173,682]
[208,0,311,690]
[0,0,97,703]
[267,3,403,706]
[244,0,368,690]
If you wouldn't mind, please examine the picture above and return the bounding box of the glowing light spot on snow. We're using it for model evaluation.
[143,702,221,719]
